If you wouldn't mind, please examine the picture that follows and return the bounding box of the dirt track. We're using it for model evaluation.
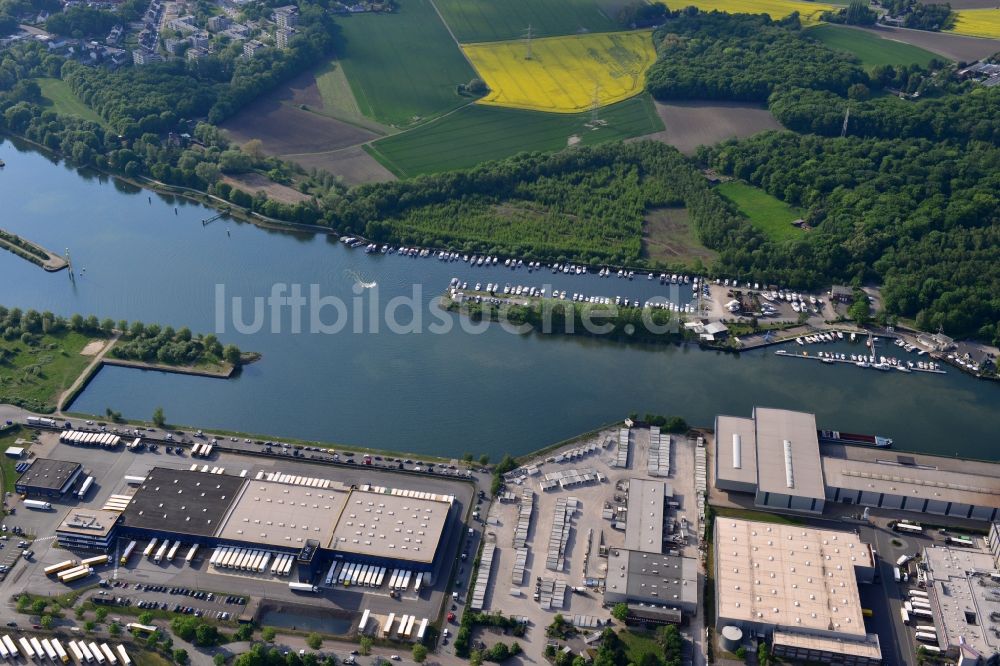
[642,101,782,155]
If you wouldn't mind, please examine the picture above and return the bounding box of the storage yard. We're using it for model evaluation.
[453,424,707,660]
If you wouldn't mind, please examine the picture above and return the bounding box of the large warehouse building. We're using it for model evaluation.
[715,518,881,665]
[715,408,826,514]
[715,408,1000,522]
[57,467,455,572]
[15,457,83,498]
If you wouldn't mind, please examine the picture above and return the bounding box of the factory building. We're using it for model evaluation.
[715,409,1000,522]
[714,518,880,665]
[603,548,698,623]
[64,467,453,573]
[922,544,1000,663]
[15,458,83,498]
[989,523,1000,568]
[715,408,826,513]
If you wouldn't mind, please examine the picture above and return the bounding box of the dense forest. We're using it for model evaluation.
[702,133,1000,342]
[645,12,869,102]
[769,86,1000,144]
[321,142,746,265]
[112,320,242,367]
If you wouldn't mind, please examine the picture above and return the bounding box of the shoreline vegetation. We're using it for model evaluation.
[0,306,254,413]
[440,292,690,345]
[0,228,68,271]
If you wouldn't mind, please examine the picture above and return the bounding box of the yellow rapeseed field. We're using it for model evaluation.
[671,0,834,25]
[462,31,656,113]
[949,9,1000,38]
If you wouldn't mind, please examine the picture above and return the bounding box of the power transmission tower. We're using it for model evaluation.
[840,104,851,138]
[523,24,533,60]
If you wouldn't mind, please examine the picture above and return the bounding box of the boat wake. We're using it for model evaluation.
[345,269,377,289]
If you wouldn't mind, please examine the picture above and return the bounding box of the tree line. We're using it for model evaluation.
[645,11,869,103]
[701,132,1000,342]
[769,86,1000,145]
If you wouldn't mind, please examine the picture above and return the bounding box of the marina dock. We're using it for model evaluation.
[775,349,946,375]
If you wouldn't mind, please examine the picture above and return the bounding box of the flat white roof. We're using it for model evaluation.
[217,480,349,548]
[329,489,449,564]
[715,518,872,639]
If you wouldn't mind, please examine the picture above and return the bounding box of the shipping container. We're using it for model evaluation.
[52,640,69,664]
[908,590,929,599]
[30,638,44,661]
[80,555,108,567]
[911,608,934,619]
[165,541,181,562]
[375,567,386,587]
[68,642,84,664]
[23,500,53,511]
[185,544,199,564]
[153,542,168,563]
[416,618,428,640]
[78,643,94,664]
[99,644,116,665]
[914,625,936,633]
[914,632,937,643]
[258,552,271,573]
[414,573,423,593]
[114,647,130,666]
[124,625,156,636]
[88,643,104,666]
[0,639,9,660]
[143,539,159,558]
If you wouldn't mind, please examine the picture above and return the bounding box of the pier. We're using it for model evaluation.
[775,349,946,375]
[0,228,69,272]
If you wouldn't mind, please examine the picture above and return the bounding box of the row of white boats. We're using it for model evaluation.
[779,349,943,373]
[447,278,698,312]
[796,332,849,344]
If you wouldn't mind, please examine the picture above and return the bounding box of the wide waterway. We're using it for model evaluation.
[2,138,998,461]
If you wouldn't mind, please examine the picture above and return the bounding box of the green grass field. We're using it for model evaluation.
[36,78,107,127]
[806,25,941,68]
[717,181,805,241]
[0,330,97,413]
[334,0,478,127]
[619,631,665,665]
[433,0,619,42]
[366,94,663,176]
[0,428,31,495]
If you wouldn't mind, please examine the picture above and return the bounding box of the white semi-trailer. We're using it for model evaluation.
[288,582,318,593]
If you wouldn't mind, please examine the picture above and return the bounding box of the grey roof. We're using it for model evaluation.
[119,467,245,537]
[715,415,758,487]
[754,407,825,500]
[821,444,1000,509]
[605,549,697,608]
[16,458,82,490]
[624,479,665,553]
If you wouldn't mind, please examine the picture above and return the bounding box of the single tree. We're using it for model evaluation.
[262,627,277,642]
[152,406,166,427]
[306,633,322,650]
[411,644,427,663]
[358,637,372,656]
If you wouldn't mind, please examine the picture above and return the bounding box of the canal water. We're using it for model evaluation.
[2,138,998,461]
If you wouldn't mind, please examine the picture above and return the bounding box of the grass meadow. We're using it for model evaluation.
[462,31,656,113]
[806,25,940,68]
[716,181,805,241]
[333,0,477,127]
[366,95,663,177]
[433,0,618,42]
[36,78,106,127]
